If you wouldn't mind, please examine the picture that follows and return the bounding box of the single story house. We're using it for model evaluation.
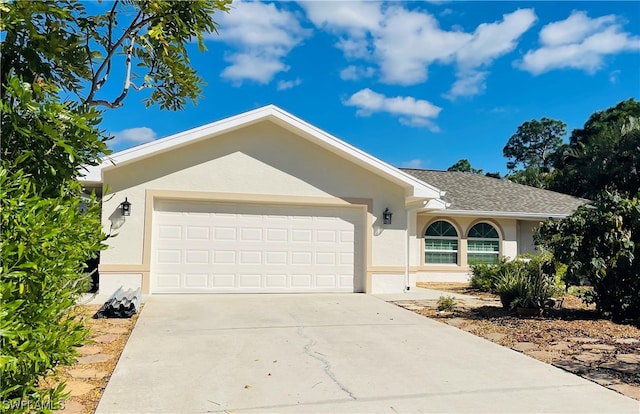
[80,105,586,295]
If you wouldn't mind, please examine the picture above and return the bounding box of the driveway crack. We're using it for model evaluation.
[297,325,357,400]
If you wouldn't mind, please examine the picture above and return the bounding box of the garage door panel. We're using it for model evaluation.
[152,201,361,293]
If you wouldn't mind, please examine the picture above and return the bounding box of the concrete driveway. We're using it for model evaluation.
[97,294,638,413]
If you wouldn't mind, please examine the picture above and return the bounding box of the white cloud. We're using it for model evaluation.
[374,7,469,85]
[302,1,382,59]
[455,9,536,70]
[518,11,640,75]
[443,71,488,101]
[111,127,157,148]
[344,88,441,131]
[212,1,309,84]
[277,78,302,91]
[539,11,616,47]
[221,53,288,84]
[609,70,621,84]
[303,4,535,96]
[399,159,426,168]
[302,1,382,36]
[339,65,375,81]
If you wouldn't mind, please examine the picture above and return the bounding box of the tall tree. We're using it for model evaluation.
[504,117,566,171]
[447,159,483,174]
[551,99,640,199]
[1,1,231,410]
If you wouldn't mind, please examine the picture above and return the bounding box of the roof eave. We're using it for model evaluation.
[418,209,573,220]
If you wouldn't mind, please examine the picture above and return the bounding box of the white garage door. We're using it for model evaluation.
[151,200,362,293]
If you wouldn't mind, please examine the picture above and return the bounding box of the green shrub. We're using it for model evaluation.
[436,296,457,312]
[470,261,503,292]
[510,260,556,309]
[0,169,105,411]
[538,190,640,322]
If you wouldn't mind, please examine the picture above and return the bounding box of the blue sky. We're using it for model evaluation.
[100,1,640,175]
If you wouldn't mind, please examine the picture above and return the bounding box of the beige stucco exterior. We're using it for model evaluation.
[91,107,555,295]
[99,121,421,294]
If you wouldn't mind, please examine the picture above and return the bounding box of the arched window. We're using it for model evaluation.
[424,221,458,264]
[467,223,500,265]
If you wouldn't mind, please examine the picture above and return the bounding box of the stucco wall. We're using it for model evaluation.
[517,220,540,255]
[101,121,409,271]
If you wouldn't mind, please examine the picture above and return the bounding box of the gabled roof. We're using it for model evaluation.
[81,105,444,204]
[402,169,588,219]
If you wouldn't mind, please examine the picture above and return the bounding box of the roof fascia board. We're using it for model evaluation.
[418,209,571,220]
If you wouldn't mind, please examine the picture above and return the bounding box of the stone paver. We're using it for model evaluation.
[444,317,466,327]
[581,344,617,352]
[616,353,640,364]
[58,400,85,414]
[76,353,113,364]
[92,334,119,344]
[401,304,424,311]
[484,332,506,342]
[512,342,537,352]
[525,350,561,362]
[575,352,602,363]
[68,367,109,379]
[582,370,620,386]
[548,341,572,351]
[570,337,599,343]
[462,323,480,332]
[615,338,640,345]
[609,383,640,400]
[600,361,640,374]
[65,380,95,397]
[103,326,129,335]
[553,359,590,374]
[104,318,131,325]
[77,345,102,356]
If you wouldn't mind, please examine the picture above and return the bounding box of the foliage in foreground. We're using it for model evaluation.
[537,191,640,322]
[0,170,105,410]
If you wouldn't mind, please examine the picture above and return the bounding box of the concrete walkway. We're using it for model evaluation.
[97,294,638,413]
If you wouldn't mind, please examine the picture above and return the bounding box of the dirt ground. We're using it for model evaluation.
[393,282,640,400]
[43,304,140,413]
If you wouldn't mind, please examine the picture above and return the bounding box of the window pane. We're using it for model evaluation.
[425,221,457,237]
[425,252,457,264]
[468,223,499,239]
[468,240,499,252]
[468,253,499,265]
[425,239,458,250]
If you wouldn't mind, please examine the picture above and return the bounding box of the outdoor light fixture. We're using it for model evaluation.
[120,197,131,217]
[383,208,392,225]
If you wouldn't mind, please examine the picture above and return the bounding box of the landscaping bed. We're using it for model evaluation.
[395,282,640,401]
[42,304,140,413]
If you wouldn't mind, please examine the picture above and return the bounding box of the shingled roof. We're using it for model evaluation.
[401,169,588,218]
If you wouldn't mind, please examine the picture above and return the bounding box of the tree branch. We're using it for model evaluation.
[84,7,155,104]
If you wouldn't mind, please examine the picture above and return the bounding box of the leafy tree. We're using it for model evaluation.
[551,99,640,199]
[503,117,565,188]
[503,117,566,171]
[1,1,231,410]
[537,191,640,322]
[2,0,231,110]
[447,159,483,174]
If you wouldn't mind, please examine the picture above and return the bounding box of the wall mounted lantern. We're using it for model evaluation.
[382,208,393,225]
[120,197,132,217]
